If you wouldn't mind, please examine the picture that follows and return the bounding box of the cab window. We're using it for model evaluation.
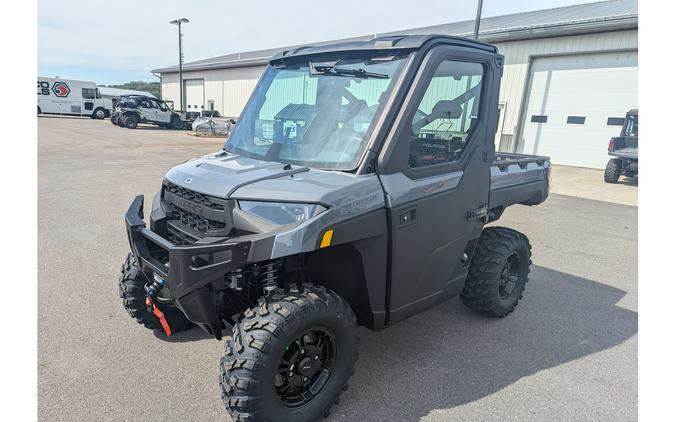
[82,88,96,99]
[623,115,638,137]
[408,60,484,168]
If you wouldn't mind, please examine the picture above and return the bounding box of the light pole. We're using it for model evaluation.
[473,0,483,40]
[170,18,189,112]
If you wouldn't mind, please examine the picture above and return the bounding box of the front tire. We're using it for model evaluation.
[220,284,358,422]
[118,253,192,332]
[461,227,532,318]
[93,107,107,119]
[110,114,119,126]
[604,158,621,183]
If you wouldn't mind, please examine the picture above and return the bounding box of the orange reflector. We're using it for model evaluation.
[320,229,334,248]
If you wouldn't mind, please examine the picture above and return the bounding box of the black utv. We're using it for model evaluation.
[119,35,551,422]
[604,109,638,183]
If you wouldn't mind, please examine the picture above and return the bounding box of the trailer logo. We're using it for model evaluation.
[51,82,70,97]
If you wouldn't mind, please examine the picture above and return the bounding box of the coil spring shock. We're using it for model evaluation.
[258,261,282,294]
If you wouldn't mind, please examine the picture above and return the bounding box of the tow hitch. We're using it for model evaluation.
[145,296,172,336]
[145,274,172,336]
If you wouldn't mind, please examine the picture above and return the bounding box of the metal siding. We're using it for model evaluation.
[494,29,637,151]
[160,30,637,146]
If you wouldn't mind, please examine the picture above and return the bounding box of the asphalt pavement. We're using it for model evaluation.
[38,116,637,421]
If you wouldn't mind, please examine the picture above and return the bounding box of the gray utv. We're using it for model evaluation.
[119,35,550,422]
[604,109,638,183]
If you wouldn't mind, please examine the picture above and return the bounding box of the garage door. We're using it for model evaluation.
[519,51,637,169]
[184,79,204,112]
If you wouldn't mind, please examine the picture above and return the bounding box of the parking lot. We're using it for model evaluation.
[38,116,637,421]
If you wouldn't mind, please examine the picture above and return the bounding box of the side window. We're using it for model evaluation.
[82,88,96,99]
[158,101,169,111]
[408,60,484,168]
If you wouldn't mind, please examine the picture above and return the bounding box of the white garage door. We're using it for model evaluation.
[184,79,204,112]
[520,51,637,169]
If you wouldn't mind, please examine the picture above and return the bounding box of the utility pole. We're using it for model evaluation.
[473,0,484,40]
[170,18,190,112]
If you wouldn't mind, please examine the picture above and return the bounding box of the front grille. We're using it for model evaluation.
[164,181,224,211]
[161,180,232,245]
[169,204,227,234]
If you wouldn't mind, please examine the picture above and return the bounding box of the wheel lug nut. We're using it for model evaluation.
[301,349,306,354]
[303,376,308,382]
[289,372,294,377]
[314,355,319,361]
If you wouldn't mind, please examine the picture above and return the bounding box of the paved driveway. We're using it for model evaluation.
[38,116,637,421]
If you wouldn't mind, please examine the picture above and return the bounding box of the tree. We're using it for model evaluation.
[103,81,161,98]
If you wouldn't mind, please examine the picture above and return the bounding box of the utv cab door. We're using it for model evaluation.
[378,44,502,325]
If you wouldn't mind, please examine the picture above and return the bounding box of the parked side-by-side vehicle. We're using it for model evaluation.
[119,35,550,422]
[604,109,638,183]
[111,95,185,129]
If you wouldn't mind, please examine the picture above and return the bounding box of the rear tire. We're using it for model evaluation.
[171,116,183,130]
[604,158,621,183]
[220,284,358,422]
[124,114,139,129]
[118,253,192,332]
[461,227,532,318]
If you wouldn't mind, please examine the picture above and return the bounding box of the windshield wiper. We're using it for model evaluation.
[310,62,389,79]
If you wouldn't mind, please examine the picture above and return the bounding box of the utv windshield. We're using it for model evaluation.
[224,53,410,170]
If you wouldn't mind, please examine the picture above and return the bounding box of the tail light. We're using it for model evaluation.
[547,165,552,182]
[608,139,615,151]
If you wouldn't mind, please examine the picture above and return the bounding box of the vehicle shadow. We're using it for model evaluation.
[152,324,213,342]
[330,265,637,421]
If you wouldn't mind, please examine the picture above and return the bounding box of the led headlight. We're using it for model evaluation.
[238,201,327,225]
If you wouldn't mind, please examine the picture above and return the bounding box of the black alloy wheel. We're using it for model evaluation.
[499,252,522,299]
[275,329,337,407]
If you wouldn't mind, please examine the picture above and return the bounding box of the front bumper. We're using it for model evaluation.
[125,195,251,337]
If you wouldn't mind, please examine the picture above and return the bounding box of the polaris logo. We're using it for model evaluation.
[184,177,192,184]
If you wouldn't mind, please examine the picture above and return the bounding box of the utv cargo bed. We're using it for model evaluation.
[489,152,550,217]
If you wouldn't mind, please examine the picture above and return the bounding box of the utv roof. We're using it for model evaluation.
[270,35,496,63]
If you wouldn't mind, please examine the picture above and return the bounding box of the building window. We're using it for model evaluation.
[530,115,548,123]
[607,117,625,126]
[566,116,586,124]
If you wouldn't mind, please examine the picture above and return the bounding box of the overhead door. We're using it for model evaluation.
[519,51,637,169]
[184,79,204,112]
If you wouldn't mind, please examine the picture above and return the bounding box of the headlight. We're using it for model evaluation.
[238,201,327,225]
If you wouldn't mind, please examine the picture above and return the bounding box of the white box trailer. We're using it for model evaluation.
[37,77,109,119]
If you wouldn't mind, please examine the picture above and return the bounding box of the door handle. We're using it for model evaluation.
[467,204,488,221]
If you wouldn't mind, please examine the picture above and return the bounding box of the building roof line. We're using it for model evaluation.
[153,0,638,74]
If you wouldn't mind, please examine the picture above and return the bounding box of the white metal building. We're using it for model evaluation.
[154,0,637,169]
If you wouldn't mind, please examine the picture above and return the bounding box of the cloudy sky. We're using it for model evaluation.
[38,0,604,85]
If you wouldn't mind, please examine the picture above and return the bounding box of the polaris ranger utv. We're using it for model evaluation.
[604,109,638,183]
[119,35,550,422]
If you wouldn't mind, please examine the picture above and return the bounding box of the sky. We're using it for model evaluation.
[38,0,606,85]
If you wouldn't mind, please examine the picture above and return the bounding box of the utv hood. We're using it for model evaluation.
[164,152,385,209]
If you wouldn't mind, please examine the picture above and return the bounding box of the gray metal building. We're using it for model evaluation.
[154,0,637,169]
